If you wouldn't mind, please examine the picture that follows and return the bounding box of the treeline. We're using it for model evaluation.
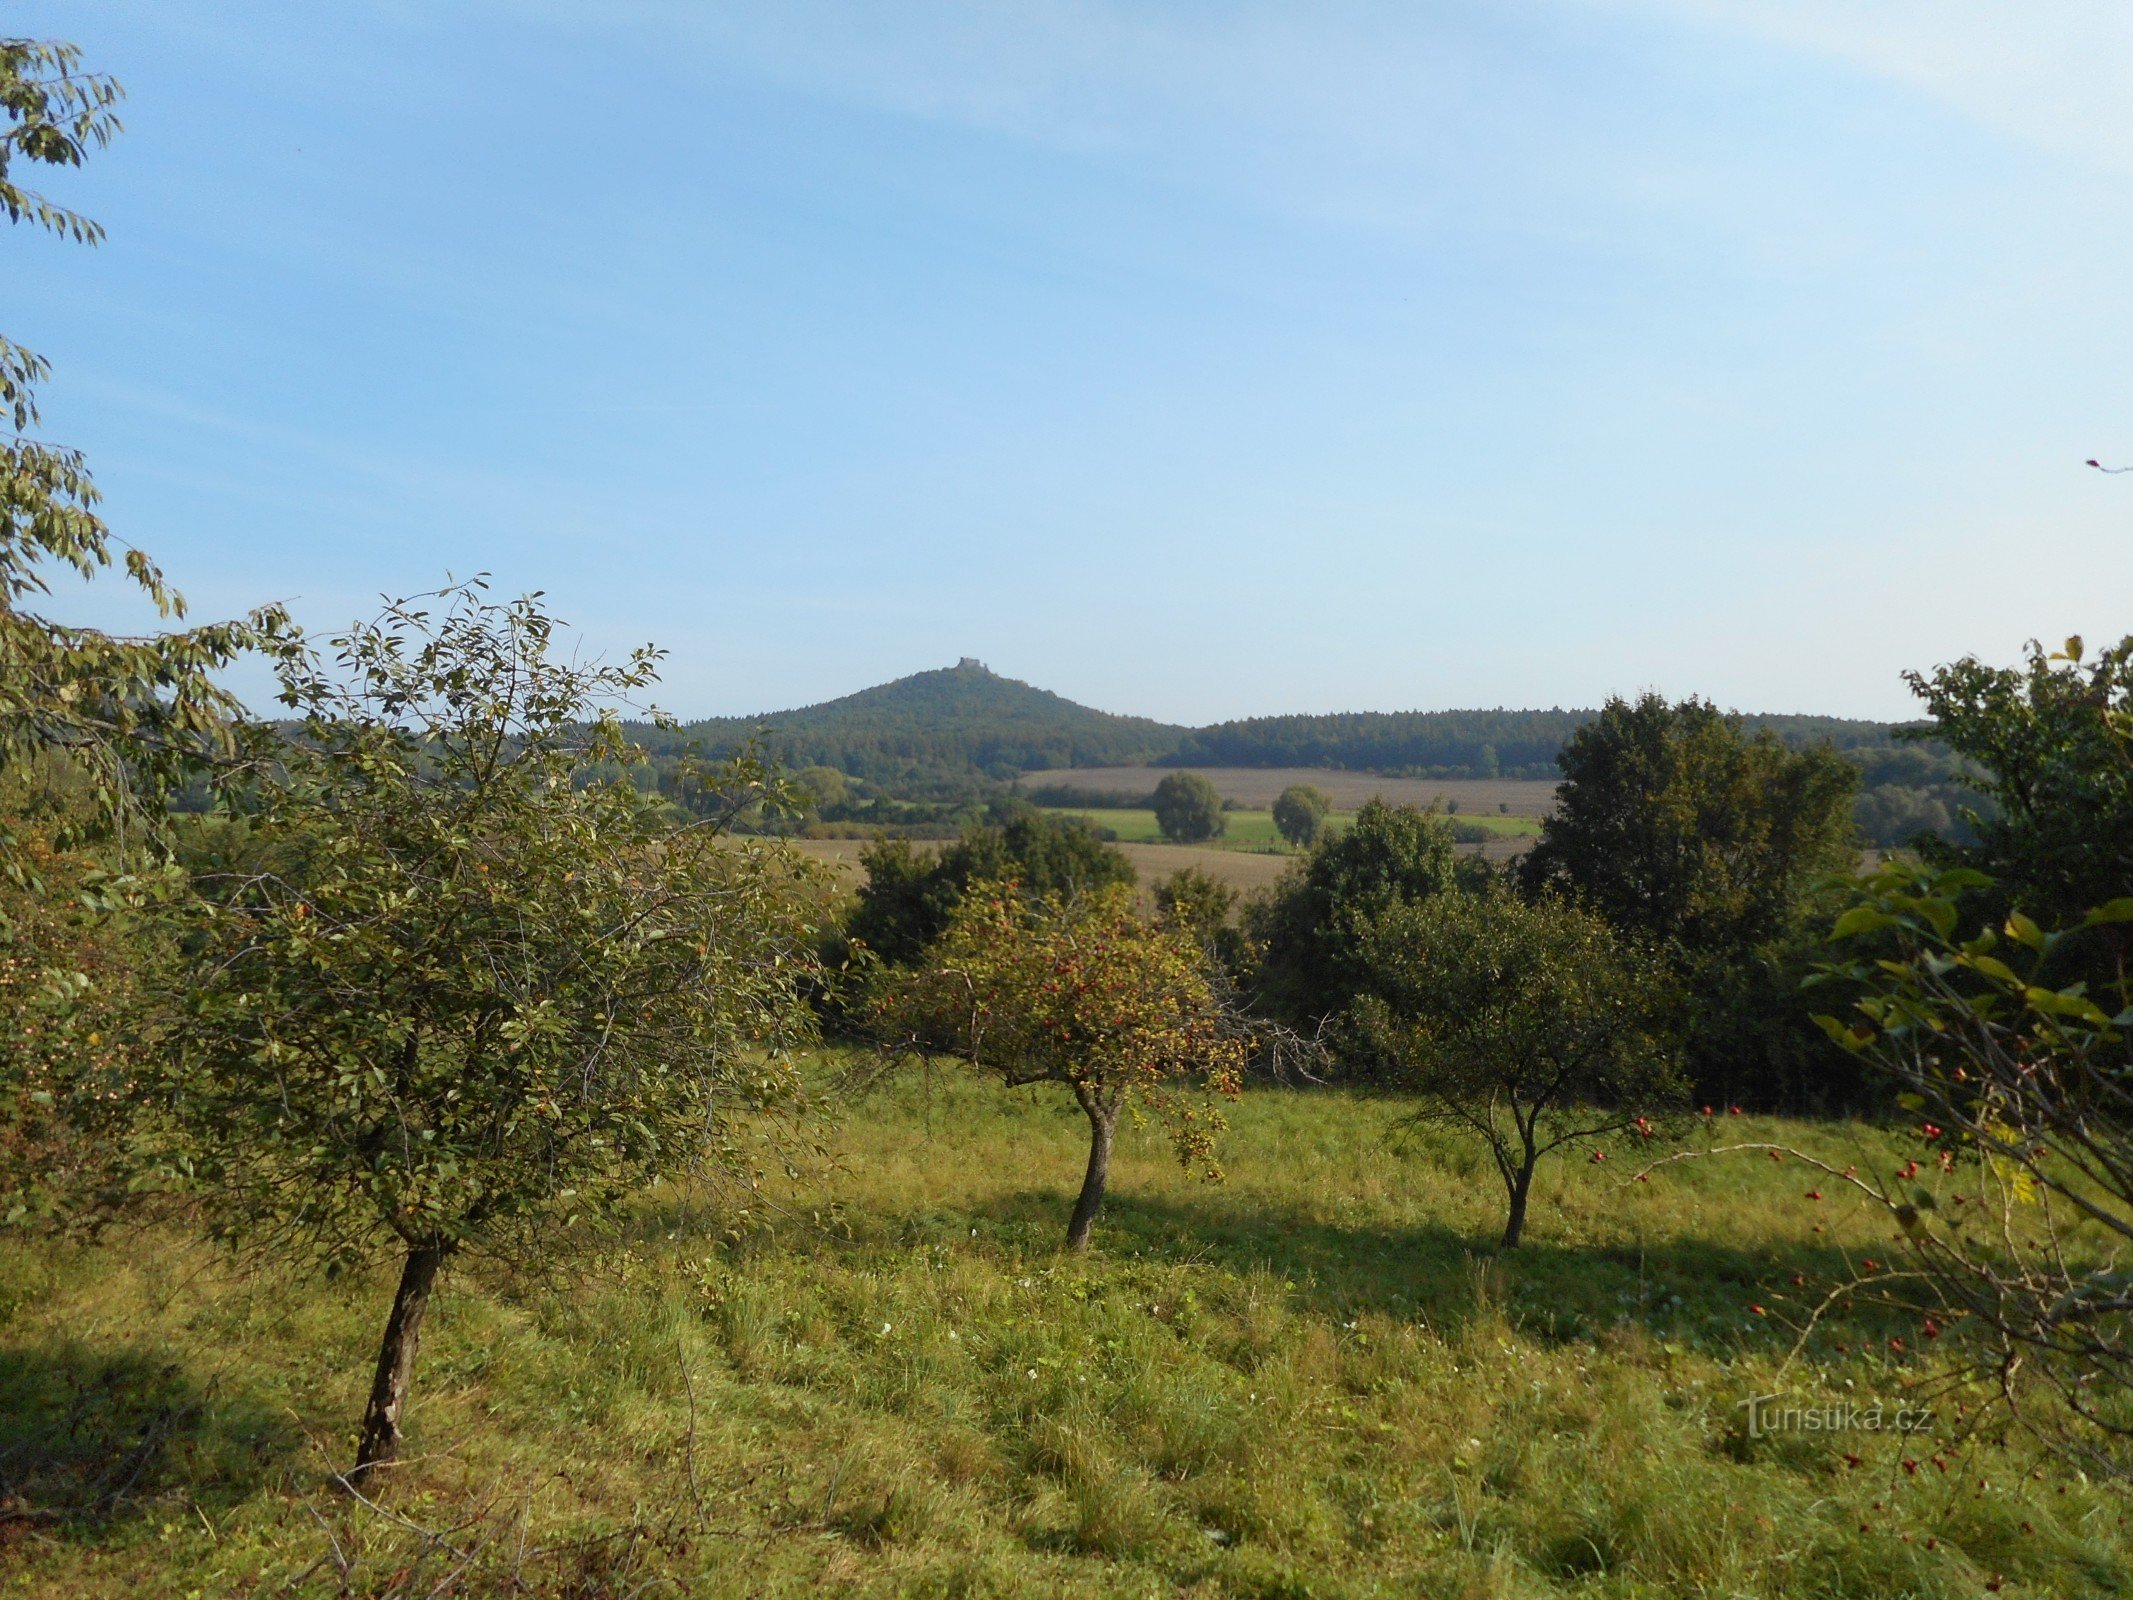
[1164,707,1591,778]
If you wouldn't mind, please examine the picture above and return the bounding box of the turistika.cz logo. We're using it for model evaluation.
[1737,1394,1936,1439]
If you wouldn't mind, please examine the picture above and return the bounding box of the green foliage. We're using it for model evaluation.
[1517,695,1860,1105]
[1171,704,1917,783]
[0,814,154,1230]
[876,883,1245,1248]
[1248,799,1459,1026]
[1521,694,1859,956]
[1816,863,2133,1475]
[1151,770,1224,843]
[1345,889,1686,1246]
[846,805,1134,967]
[0,39,288,886]
[150,584,824,1468]
[791,764,853,813]
[1903,634,2133,927]
[1270,783,1331,848]
[1,37,122,240]
[1019,781,1157,809]
[160,583,823,1264]
[1153,866,1250,977]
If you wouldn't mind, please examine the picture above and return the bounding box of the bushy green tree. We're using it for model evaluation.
[1903,635,2132,930]
[878,882,1244,1251]
[1152,770,1225,843]
[846,805,1133,966]
[1518,694,1859,1106]
[1249,799,1458,1026]
[154,585,824,1480]
[1271,783,1332,848]
[1154,865,1250,977]
[1346,889,1685,1247]
[0,808,156,1231]
[1520,694,1858,955]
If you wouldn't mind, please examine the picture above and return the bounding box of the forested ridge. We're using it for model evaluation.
[628,659,1183,797]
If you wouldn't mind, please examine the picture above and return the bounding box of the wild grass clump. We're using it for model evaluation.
[2,1067,2125,1596]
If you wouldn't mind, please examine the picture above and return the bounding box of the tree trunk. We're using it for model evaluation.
[351,1241,447,1483]
[1065,1098,1118,1253]
[1500,1159,1536,1250]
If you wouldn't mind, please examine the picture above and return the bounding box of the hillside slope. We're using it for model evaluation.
[642,659,1182,797]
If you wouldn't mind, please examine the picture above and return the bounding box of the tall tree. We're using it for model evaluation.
[878,882,1244,1251]
[1903,635,2132,930]
[1271,783,1332,848]
[1249,799,1459,1026]
[154,585,824,1481]
[1519,694,1858,956]
[2,39,287,1236]
[1152,770,1225,843]
[1517,695,1858,1105]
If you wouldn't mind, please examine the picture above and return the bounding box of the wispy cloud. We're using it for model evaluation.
[1582,0,2133,175]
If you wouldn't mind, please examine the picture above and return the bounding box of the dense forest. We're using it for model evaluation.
[1168,706,1930,776]
[631,662,1981,845]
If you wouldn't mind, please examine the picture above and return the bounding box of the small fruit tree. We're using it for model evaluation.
[879,881,1245,1250]
[1347,888,1685,1248]
[155,584,824,1481]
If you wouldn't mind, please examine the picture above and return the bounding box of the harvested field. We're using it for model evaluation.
[1017,765,1559,816]
[1114,840,1294,894]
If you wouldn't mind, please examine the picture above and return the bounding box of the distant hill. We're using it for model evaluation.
[630,663,1970,845]
[638,659,1183,798]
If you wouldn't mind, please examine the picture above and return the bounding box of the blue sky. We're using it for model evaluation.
[14,1,2132,724]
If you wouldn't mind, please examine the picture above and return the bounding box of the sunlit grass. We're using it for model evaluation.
[1035,806,1540,852]
[2,1067,2124,1597]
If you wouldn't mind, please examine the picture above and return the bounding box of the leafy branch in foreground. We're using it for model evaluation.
[1814,864,2133,1477]
[152,583,827,1482]
[2,36,289,884]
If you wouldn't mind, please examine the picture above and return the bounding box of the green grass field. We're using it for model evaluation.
[1039,807,1542,852]
[4,1072,2124,1598]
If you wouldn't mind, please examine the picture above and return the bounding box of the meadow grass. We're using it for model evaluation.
[1041,807,1292,850]
[3,1071,2126,1597]
[1037,807,1541,852]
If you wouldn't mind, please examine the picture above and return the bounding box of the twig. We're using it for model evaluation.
[676,1344,707,1528]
